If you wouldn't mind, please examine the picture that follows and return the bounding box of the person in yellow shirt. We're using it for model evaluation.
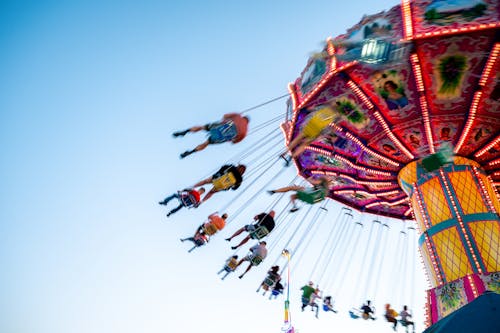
[285,106,339,159]
[217,255,239,280]
[193,164,246,202]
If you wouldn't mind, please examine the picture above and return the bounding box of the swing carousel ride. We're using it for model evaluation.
[281,0,500,328]
[169,0,499,331]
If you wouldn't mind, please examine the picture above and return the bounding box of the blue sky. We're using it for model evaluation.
[0,1,429,333]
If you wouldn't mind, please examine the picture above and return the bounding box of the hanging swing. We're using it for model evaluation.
[256,267,281,296]
[249,253,264,266]
[201,222,219,236]
[218,256,240,280]
[178,190,201,209]
[186,234,210,253]
[249,225,270,240]
[289,206,352,318]
[398,225,417,333]
[322,212,364,316]
[255,200,307,300]
[207,120,238,144]
[296,187,327,204]
[212,172,238,191]
[348,219,386,321]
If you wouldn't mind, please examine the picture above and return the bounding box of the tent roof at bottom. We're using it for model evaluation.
[423,291,500,333]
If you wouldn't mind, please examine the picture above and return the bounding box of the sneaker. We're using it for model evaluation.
[172,129,189,137]
[290,207,299,213]
[267,190,275,195]
[158,201,165,205]
[167,212,172,217]
[231,246,238,250]
[225,238,231,242]
[180,151,191,159]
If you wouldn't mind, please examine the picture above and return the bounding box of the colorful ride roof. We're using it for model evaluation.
[283,0,500,219]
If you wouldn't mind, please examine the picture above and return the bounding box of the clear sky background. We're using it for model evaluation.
[1,1,430,333]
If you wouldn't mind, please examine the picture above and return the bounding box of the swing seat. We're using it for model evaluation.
[179,192,199,208]
[400,321,414,333]
[362,312,374,320]
[224,259,239,272]
[250,255,264,266]
[349,308,361,319]
[194,238,207,246]
[297,188,326,204]
[323,304,337,313]
[202,223,219,236]
[212,172,237,191]
[263,275,278,287]
[271,289,282,296]
[249,226,270,240]
[208,121,238,143]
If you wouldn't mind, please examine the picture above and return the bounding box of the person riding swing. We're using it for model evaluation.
[159,187,205,217]
[192,164,246,202]
[180,213,228,252]
[268,176,330,212]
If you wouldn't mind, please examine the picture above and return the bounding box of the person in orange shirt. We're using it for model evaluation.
[384,303,398,331]
[180,213,228,251]
[173,113,250,159]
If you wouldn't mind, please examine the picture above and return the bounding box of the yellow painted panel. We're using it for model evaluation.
[469,220,500,272]
[398,161,418,190]
[481,174,500,214]
[449,171,487,215]
[433,227,473,281]
[421,178,452,226]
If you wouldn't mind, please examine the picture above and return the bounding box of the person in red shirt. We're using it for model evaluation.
[172,113,249,159]
[158,187,205,217]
